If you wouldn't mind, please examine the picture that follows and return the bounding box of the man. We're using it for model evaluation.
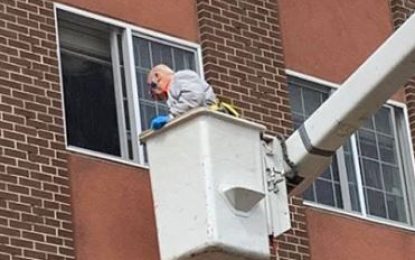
[147,64,216,129]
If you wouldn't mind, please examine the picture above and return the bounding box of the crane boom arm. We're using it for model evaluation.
[285,13,415,195]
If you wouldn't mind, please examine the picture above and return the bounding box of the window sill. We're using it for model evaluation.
[303,200,415,233]
[66,146,149,170]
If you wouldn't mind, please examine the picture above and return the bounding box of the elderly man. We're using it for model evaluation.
[147,64,216,129]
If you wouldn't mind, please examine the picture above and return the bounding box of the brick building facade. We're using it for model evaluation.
[0,0,414,260]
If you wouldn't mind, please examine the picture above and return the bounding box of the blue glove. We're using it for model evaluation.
[150,115,170,130]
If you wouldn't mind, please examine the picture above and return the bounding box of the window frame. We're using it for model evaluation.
[54,3,204,166]
[286,69,415,229]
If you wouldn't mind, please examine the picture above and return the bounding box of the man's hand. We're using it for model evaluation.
[150,115,170,130]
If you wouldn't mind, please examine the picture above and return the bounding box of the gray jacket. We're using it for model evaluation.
[167,70,216,117]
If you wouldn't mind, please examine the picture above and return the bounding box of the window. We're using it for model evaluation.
[288,76,415,226]
[56,8,199,164]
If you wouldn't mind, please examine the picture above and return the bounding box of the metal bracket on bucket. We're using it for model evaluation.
[262,135,291,237]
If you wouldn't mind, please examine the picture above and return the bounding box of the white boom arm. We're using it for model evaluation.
[285,13,415,195]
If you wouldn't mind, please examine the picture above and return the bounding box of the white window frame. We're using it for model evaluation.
[286,69,415,230]
[54,3,204,167]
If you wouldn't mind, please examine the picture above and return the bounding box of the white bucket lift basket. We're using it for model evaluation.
[140,108,290,260]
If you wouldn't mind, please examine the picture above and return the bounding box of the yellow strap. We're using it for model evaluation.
[209,101,239,117]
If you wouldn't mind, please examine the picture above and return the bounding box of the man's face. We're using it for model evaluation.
[148,72,168,101]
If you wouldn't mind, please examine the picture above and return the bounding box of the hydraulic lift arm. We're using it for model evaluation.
[284,13,415,195]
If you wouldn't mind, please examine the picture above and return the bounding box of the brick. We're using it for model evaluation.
[45,236,62,245]
[11,238,33,249]
[13,90,34,101]
[9,202,32,213]
[0,138,15,149]
[20,195,42,207]
[43,201,59,210]
[8,183,30,195]
[23,231,44,242]
[0,190,18,201]
[17,2,38,13]
[30,171,51,182]
[0,227,21,237]
[0,60,21,72]
[20,50,41,62]
[0,28,18,39]
[31,189,52,200]
[58,247,73,256]
[7,166,29,177]
[5,148,26,159]
[23,249,46,259]
[33,207,54,218]
[0,245,21,256]
[0,155,17,165]
[22,213,44,224]
[34,225,55,236]
[19,177,41,189]
[45,254,64,260]
[11,73,33,84]
[9,39,31,51]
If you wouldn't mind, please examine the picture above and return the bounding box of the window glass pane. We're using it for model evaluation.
[349,183,361,212]
[335,184,343,208]
[344,140,358,183]
[303,185,315,201]
[382,164,403,195]
[386,195,407,222]
[357,130,378,159]
[343,139,361,212]
[345,154,356,183]
[366,189,387,218]
[361,159,382,189]
[332,156,340,181]
[320,168,331,180]
[137,70,152,100]
[291,113,304,129]
[288,85,303,114]
[375,107,392,135]
[378,135,397,164]
[139,102,157,131]
[184,51,196,70]
[134,38,151,69]
[303,88,322,116]
[362,116,375,130]
[151,42,173,68]
[173,48,186,71]
[315,179,335,207]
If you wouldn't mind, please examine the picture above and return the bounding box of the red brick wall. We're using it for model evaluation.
[0,0,74,259]
[68,155,159,260]
[279,0,393,84]
[306,207,415,260]
[389,0,415,156]
[389,0,415,29]
[55,0,199,42]
[196,0,292,135]
[196,1,309,259]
